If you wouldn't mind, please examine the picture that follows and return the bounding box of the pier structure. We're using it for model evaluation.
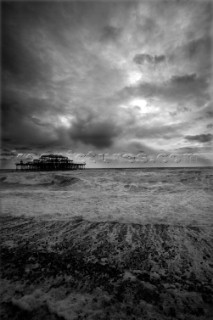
[16,154,86,171]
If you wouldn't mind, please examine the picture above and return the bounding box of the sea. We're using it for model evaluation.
[1,167,213,225]
[0,167,213,320]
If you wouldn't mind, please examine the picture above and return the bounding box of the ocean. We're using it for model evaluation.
[0,168,213,319]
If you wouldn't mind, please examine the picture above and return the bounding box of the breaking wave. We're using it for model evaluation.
[1,168,213,194]
[0,173,84,188]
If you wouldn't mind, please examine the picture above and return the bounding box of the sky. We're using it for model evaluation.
[1,0,213,167]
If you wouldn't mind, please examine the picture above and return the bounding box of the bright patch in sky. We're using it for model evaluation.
[129,98,159,114]
[128,71,142,85]
[129,98,147,108]
[58,116,72,128]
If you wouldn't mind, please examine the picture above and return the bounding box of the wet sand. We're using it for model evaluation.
[1,216,213,320]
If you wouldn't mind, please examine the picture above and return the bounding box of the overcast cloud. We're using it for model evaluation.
[1,0,213,165]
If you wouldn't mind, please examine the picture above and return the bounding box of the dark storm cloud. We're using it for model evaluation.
[165,73,207,100]
[133,123,184,140]
[169,35,212,78]
[119,72,209,106]
[133,54,153,64]
[206,111,213,118]
[196,103,213,121]
[1,1,129,152]
[185,134,213,143]
[1,3,53,85]
[2,87,60,129]
[2,32,51,86]
[171,73,197,84]
[186,36,211,60]
[2,112,59,149]
[203,104,213,118]
[206,123,213,129]
[139,16,157,35]
[0,149,17,157]
[133,53,166,65]
[154,55,166,63]
[1,94,66,150]
[69,116,122,149]
[169,105,189,117]
[100,26,121,42]
[175,147,200,154]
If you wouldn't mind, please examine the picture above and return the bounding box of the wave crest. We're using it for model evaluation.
[0,173,83,187]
